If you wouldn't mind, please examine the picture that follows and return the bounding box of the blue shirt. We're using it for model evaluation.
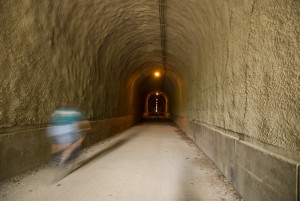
[51,108,85,126]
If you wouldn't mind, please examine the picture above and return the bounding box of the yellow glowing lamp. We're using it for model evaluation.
[154,71,161,78]
[156,92,159,95]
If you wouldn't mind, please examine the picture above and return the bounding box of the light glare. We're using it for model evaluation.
[154,71,160,77]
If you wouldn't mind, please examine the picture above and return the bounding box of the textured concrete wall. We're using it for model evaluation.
[0,0,162,128]
[166,0,300,155]
[168,1,300,199]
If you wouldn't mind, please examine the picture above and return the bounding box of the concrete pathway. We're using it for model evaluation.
[0,120,242,201]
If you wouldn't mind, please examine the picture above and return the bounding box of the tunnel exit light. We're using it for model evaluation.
[154,71,161,78]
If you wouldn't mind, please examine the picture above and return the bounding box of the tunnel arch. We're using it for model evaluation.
[143,91,169,118]
[125,62,183,119]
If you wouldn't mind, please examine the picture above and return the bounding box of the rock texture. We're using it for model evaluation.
[166,0,300,154]
[0,0,300,156]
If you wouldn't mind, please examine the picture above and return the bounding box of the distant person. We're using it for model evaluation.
[47,104,91,165]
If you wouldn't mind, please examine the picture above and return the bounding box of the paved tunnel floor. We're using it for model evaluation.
[0,120,242,201]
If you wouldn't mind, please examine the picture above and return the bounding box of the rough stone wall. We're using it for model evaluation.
[166,0,300,153]
[0,0,161,129]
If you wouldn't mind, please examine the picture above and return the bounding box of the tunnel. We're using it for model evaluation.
[0,0,300,201]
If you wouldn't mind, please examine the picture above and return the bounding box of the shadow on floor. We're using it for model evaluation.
[60,132,138,179]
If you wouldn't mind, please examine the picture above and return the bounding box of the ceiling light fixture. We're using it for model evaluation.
[154,71,161,78]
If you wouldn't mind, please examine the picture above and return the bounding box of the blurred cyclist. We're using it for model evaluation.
[47,104,91,165]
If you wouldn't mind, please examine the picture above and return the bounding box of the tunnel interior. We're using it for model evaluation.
[1,0,300,200]
[147,94,165,116]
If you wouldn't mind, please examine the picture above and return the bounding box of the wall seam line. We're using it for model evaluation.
[297,164,299,201]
